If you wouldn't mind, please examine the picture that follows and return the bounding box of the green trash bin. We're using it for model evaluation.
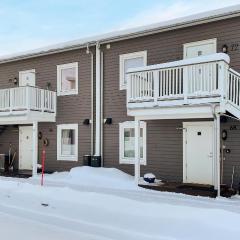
[91,156,101,167]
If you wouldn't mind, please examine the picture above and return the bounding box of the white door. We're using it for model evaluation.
[19,69,36,86]
[184,39,217,59]
[19,126,33,170]
[183,122,214,185]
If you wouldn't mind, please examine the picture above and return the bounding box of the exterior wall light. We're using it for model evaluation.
[222,44,228,53]
[83,119,90,125]
[104,118,112,125]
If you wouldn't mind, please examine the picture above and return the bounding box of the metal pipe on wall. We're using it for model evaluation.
[95,42,101,157]
[100,51,104,166]
[86,45,94,156]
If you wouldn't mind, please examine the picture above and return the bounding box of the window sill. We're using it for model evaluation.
[119,158,146,165]
[57,156,78,161]
[57,91,78,96]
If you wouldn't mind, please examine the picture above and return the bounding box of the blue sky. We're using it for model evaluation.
[0,0,240,55]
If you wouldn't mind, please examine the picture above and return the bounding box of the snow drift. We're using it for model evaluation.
[39,166,137,190]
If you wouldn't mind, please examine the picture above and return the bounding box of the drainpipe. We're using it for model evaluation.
[95,42,101,160]
[212,104,221,197]
[86,45,94,156]
[100,51,104,166]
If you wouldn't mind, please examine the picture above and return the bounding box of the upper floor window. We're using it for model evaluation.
[57,62,78,96]
[119,51,147,90]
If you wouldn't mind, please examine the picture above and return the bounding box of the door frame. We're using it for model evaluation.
[183,121,215,185]
[183,38,217,59]
[19,125,33,170]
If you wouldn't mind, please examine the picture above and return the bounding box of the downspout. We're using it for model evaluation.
[86,45,94,156]
[100,51,104,166]
[95,42,102,159]
[211,104,221,197]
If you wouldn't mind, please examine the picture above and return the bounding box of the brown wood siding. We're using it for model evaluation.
[102,16,240,184]
[0,48,94,171]
[0,126,19,169]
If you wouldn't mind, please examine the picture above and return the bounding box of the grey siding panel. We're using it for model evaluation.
[0,126,19,169]
[0,48,95,171]
[221,119,240,187]
[102,17,240,184]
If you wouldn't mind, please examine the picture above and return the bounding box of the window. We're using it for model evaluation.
[119,51,147,90]
[57,62,78,96]
[119,121,146,165]
[57,124,78,161]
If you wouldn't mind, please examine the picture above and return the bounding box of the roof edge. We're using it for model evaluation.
[0,5,240,64]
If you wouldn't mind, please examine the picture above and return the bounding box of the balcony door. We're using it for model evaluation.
[19,69,36,87]
[183,39,217,59]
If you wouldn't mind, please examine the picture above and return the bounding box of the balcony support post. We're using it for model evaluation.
[214,113,221,197]
[218,61,228,113]
[134,118,140,185]
[32,122,38,176]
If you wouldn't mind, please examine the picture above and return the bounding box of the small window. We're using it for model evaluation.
[119,121,146,165]
[57,62,78,96]
[57,124,78,161]
[119,51,147,90]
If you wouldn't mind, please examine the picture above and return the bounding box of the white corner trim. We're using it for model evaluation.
[119,121,147,165]
[119,51,147,90]
[183,38,217,59]
[57,124,78,161]
[57,62,78,96]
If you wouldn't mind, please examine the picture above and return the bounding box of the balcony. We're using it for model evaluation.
[0,86,56,124]
[127,53,240,119]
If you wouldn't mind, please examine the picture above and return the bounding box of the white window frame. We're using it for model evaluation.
[57,62,78,96]
[19,69,36,87]
[119,51,147,90]
[183,38,217,59]
[119,121,147,165]
[57,124,78,161]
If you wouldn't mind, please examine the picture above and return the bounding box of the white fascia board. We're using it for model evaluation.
[128,105,219,120]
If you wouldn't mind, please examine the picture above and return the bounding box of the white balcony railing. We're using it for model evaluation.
[127,53,237,108]
[0,86,56,114]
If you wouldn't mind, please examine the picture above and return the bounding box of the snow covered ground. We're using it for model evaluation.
[0,167,240,240]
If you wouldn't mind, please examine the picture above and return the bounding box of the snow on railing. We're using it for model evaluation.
[127,53,230,103]
[0,86,56,113]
